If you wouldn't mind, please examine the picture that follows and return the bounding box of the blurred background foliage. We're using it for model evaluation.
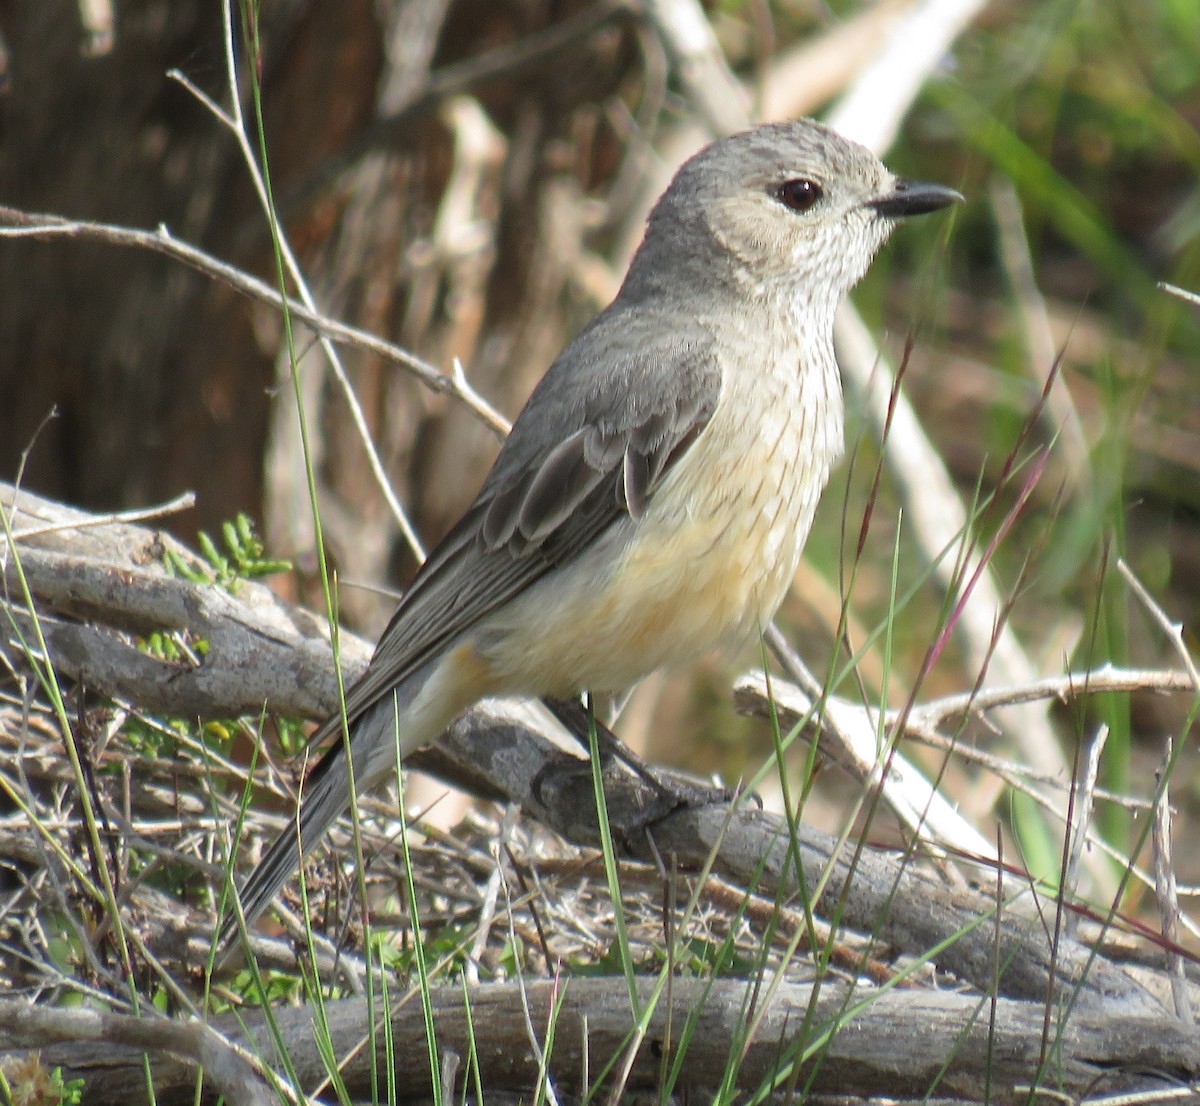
[2,0,1199,900]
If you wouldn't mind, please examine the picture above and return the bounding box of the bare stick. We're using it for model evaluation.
[1118,559,1200,692]
[197,5,426,558]
[734,665,1200,924]
[1158,281,1200,308]
[1153,737,1192,1022]
[902,664,1196,728]
[1064,724,1107,939]
[0,998,284,1106]
[0,209,508,438]
[991,177,1089,488]
[760,625,997,861]
[0,490,196,547]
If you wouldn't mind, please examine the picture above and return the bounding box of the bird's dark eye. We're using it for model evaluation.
[776,178,823,213]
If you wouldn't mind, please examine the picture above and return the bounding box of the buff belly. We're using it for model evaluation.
[471,385,837,698]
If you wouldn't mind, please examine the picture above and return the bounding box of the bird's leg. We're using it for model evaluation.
[542,695,741,819]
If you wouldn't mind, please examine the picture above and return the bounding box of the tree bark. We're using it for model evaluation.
[3,977,1197,1105]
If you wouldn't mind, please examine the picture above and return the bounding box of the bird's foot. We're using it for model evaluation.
[542,696,755,826]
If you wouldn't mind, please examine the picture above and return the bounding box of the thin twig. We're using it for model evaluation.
[734,664,1200,926]
[1063,724,1107,939]
[210,7,429,561]
[1,491,196,548]
[1158,281,1200,308]
[745,642,998,861]
[903,665,1196,729]
[991,177,1089,489]
[1117,559,1200,692]
[467,805,517,985]
[1152,736,1192,1023]
[499,862,562,1106]
[0,209,509,437]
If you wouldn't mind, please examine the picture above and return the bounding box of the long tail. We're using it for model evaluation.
[217,650,477,955]
[216,708,380,954]
[218,743,336,949]
[216,703,405,952]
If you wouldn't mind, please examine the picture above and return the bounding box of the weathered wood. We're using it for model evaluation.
[1,481,369,719]
[3,978,1197,1105]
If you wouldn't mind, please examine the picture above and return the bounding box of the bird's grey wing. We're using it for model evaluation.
[318,328,722,741]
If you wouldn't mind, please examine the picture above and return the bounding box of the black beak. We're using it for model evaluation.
[868,179,963,218]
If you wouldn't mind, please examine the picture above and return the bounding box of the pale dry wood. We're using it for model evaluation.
[638,0,749,135]
[0,481,368,720]
[758,622,998,861]
[8,977,1198,1105]
[733,666,1198,918]
[1154,737,1192,1022]
[825,0,986,150]
[1160,280,1200,308]
[0,997,276,1106]
[760,1,913,121]
[990,177,1090,489]
[260,0,455,605]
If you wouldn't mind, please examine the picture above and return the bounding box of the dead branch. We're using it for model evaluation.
[733,666,1198,920]
[0,480,366,720]
[0,998,276,1106]
[5,977,1197,1106]
[0,207,509,438]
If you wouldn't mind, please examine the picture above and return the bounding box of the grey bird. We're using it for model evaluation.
[222,118,959,947]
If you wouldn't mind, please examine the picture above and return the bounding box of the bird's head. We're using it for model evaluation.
[636,119,961,313]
